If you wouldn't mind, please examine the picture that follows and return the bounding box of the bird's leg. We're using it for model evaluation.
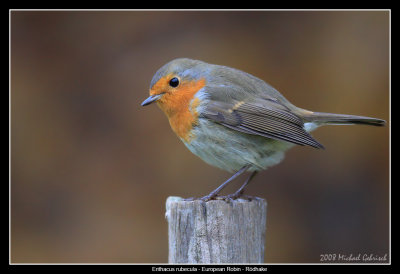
[224,170,258,201]
[200,165,250,202]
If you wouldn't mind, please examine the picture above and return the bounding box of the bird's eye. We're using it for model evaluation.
[169,77,179,88]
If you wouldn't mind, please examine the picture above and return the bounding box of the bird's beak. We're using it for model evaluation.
[141,93,164,106]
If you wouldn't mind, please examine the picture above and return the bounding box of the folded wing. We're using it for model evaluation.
[201,99,324,149]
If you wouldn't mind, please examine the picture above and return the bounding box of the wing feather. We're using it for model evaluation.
[201,100,324,149]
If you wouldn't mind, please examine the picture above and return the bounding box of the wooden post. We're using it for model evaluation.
[165,196,267,264]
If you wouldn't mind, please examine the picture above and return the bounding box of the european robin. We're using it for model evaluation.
[141,58,386,201]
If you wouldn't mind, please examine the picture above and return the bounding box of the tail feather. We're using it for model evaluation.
[302,111,386,127]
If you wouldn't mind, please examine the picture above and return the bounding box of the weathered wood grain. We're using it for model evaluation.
[166,196,267,263]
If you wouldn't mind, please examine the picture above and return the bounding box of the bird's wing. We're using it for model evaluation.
[201,99,324,149]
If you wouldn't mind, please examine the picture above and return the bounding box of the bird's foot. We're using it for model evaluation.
[182,194,219,202]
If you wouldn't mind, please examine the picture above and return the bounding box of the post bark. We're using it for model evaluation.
[165,196,267,264]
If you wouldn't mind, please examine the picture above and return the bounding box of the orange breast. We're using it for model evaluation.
[151,77,206,142]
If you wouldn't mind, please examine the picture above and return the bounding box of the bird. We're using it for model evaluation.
[141,58,386,201]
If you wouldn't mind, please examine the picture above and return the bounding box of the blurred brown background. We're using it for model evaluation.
[11,10,389,263]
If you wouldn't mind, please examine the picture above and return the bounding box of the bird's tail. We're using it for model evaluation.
[299,109,386,127]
